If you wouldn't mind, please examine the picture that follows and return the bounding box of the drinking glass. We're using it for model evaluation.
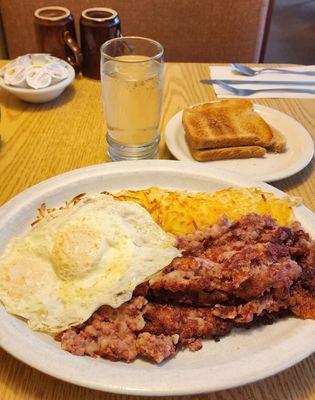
[101,36,164,161]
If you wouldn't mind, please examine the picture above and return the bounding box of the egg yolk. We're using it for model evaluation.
[51,225,107,280]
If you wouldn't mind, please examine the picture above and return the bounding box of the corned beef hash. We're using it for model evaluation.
[0,187,314,364]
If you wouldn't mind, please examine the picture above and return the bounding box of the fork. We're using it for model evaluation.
[214,80,315,96]
[231,63,315,77]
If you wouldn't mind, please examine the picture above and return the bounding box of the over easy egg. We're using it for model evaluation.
[0,195,180,333]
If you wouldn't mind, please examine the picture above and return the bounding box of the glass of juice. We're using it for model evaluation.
[101,36,164,160]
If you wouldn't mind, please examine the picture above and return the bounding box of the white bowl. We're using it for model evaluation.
[0,64,75,103]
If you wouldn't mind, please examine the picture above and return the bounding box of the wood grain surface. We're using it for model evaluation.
[0,62,314,400]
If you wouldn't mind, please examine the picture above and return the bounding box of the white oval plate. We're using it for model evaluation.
[0,161,314,396]
[165,104,314,182]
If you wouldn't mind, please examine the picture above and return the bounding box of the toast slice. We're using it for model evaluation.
[267,129,287,153]
[190,145,266,161]
[183,100,273,150]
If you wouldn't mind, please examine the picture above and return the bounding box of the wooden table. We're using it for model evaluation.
[0,62,314,400]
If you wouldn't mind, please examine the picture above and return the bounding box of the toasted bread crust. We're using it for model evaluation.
[190,146,266,161]
[183,100,273,150]
[267,129,287,153]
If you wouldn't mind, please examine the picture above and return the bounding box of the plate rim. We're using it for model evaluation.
[0,160,314,396]
[165,103,314,182]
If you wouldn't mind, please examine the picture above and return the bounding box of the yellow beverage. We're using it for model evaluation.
[102,55,163,147]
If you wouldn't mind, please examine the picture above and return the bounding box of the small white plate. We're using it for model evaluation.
[0,161,314,396]
[165,104,314,182]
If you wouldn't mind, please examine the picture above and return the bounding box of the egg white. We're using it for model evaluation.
[0,195,181,332]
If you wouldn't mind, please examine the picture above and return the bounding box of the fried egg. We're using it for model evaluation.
[0,195,180,333]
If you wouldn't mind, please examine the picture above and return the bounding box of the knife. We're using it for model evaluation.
[200,79,315,86]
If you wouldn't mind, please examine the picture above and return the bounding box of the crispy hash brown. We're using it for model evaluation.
[113,187,297,235]
[33,188,297,236]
